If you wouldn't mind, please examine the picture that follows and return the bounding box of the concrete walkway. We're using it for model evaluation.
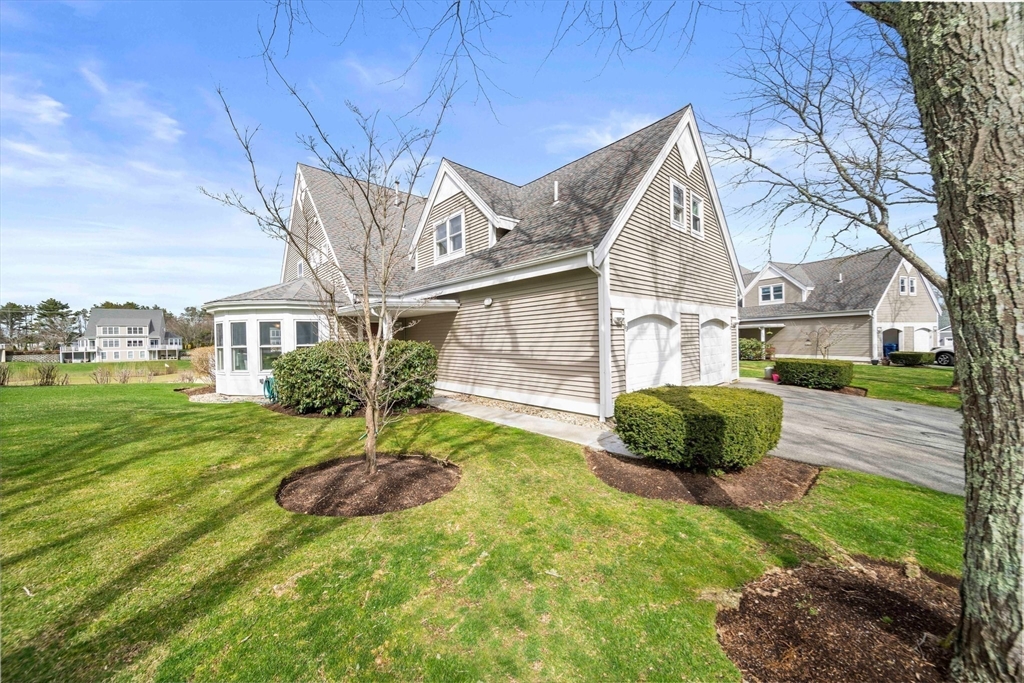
[428,396,636,457]
[738,378,964,496]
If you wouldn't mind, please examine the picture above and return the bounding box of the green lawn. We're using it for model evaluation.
[1,384,964,682]
[5,360,193,386]
[740,360,960,409]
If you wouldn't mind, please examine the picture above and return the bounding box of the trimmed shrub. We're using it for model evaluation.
[738,337,766,361]
[774,358,853,390]
[614,386,782,471]
[887,351,936,367]
[272,340,438,416]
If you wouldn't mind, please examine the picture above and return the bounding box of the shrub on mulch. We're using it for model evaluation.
[614,386,782,471]
[775,358,853,390]
[888,351,936,366]
[272,340,437,416]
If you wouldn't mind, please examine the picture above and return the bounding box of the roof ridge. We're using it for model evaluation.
[297,163,427,199]
[771,246,894,268]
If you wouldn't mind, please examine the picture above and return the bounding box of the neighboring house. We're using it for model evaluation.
[738,248,942,361]
[60,308,182,363]
[205,105,743,419]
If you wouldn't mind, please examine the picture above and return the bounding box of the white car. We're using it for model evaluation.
[931,345,955,366]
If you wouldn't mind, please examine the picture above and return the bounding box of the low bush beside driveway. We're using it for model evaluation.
[775,358,853,390]
[888,351,936,367]
[615,386,783,471]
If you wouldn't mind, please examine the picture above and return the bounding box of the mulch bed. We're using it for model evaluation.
[923,385,960,394]
[584,449,819,508]
[175,385,215,396]
[265,404,441,419]
[276,455,459,517]
[835,386,868,397]
[717,558,959,682]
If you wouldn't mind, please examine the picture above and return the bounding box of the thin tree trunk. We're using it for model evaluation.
[365,401,378,475]
[854,4,1023,681]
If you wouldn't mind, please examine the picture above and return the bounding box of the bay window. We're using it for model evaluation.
[215,323,224,370]
[231,322,247,371]
[259,321,282,371]
[296,321,319,347]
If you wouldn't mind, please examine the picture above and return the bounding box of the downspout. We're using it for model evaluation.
[587,251,611,422]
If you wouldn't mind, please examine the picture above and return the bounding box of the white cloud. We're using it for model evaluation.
[342,56,403,89]
[79,64,184,143]
[0,75,70,126]
[544,110,657,156]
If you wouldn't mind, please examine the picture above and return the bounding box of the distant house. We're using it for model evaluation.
[738,248,942,361]
[60,308,182,363]
[206,105,744,417]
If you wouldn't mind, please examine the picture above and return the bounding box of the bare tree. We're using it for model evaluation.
[203,44,451,474]
[811,324,850,360]
[706,6,946,293]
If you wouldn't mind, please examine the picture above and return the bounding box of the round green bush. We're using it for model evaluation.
[614,386,782,471]
[272,340,438,416]
[738,337,766,361]
[887,351,936,367]
[774,358,853,390]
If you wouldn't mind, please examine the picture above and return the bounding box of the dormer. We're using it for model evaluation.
[740,263,814,307]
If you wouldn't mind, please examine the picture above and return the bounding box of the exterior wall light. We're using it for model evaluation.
[483,298,493,308]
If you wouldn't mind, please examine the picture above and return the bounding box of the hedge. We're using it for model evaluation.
[887,351,936,367]
[774,358,853,390]
[272,340,438,416]
[614,386,782,471]
[738,337,766,361]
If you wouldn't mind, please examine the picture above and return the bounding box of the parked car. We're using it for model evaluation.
[931,346,955,366]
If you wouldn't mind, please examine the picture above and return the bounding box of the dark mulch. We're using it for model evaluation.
[276,455,460,517]
[265,403,441,419]
[717,558,960,683]
[835,385,868,397]
[923,385,960,394]
[175,385,215,396]
[584,449,819,508]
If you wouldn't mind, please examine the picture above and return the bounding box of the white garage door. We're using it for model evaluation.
[626,315,680,392]
[914,328,932,352]
[700,319,731,385]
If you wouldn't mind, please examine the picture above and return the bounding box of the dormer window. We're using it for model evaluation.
[760,284,784,303]
[899,276,908,295]
[909,277,917,296]
[434,212,464,261]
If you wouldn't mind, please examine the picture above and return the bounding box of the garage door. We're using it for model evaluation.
[626,315,680,392]
[700,319,731,385]
[914,328,932,352]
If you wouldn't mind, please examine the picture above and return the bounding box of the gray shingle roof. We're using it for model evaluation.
[402,106,690,291]
[85,308,168,338]
[207,278,325,304]
[740,248,904,320]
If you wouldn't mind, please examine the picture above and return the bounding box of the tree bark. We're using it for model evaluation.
[853,3,1023,681]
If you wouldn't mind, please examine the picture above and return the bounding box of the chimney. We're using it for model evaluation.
[553,181,559,204]
[393,180,401,207]
[838,272,844,283]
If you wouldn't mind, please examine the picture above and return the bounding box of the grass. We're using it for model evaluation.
[4,360,193,386]
[739,360,960,409]
[0,384,964,682]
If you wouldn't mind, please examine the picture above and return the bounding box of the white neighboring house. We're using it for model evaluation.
[205,105,743,417]
[60,308,182,363]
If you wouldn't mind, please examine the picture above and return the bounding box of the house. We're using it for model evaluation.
[205,105,743,419]
[60,308,182,363]
[738,248,943,361]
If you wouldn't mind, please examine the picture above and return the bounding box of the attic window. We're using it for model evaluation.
[691,195,704,237]
[909,277,918,296]
[670,179,686,229]
[298,261,305,277]
[434,212,464,261]
[760,284,784,303]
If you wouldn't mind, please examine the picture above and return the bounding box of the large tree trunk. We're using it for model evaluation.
[854,4,1023,681]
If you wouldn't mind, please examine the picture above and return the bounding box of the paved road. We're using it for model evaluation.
[738,378,964,495]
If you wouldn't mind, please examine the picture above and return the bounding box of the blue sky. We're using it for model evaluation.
[0,1,945,313]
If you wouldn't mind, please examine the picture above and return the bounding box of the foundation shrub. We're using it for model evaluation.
[774,358,853,390]
[614,386,782,471]
[272,340,437,416]
[887,351,936,367]
[738,338,766,361]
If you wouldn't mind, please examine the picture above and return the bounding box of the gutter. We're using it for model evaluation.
[738,308,873,322]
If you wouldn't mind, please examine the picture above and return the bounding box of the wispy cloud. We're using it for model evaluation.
[79,64,184,143]
[0,75,70,126]
[544,110,656,156]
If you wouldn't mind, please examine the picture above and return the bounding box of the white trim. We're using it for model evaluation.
[774,353,871,362]
[296,167,354,305]
[743,308,873,322]
[741,263,810,301]
[279,165,304,283]
[436,380,600,417]
[593,107,744,292]
[758,282,785,305]
[591,253,612,421]
[870,311,878,360]
[204,300,324,314]
[408,160,518,259]
[690,192,704,239]
[669,178,687,231]
[609,292,736,328]
[899,275,908,296]
[403,248,593,298]
[432,209,467,264]
[877,320,941,329]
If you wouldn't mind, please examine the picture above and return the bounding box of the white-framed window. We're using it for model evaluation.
[126,326,145,335]
[760,283,784,303]
[899,275,908,295]
[100,326,119,335]
[259,321,282,371]
[296,321,319,347]
[113,351,120,360]
[230,322,247,371]
[139,350,146,360]
[101,352,107,360]
[691,194,704,237]
[215,323,224,370]
[127,351,134,360]
[909,277,918,296]
[102,339,120,348]
[669,179,686,229]
[434,212,464,261]
[150,338,159,346]
[126,339,143,347]
[297,261,305,277]
[89,339,95,348]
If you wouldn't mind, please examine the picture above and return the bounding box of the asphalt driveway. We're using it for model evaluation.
[738,378,964,496]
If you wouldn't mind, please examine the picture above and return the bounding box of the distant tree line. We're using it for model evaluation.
[0,301,213,351]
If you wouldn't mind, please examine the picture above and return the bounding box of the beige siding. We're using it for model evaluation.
[610,308,626,399]
[284,191,340,284]
[877,265,939,323]
[742,277,802,307]
[405,269,601,413]
[609,147,737,306]
[680,313,700,384]
[415,191,490,270]
[768,315,872,359]
[732,324,739,376]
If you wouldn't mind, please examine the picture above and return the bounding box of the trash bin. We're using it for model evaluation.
[883,343,898,358]
[764,365,775,380]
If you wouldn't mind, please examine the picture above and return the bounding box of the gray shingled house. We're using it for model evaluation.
[60,308,182,363]
[739,248,942,361]
[205,106,743,419]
